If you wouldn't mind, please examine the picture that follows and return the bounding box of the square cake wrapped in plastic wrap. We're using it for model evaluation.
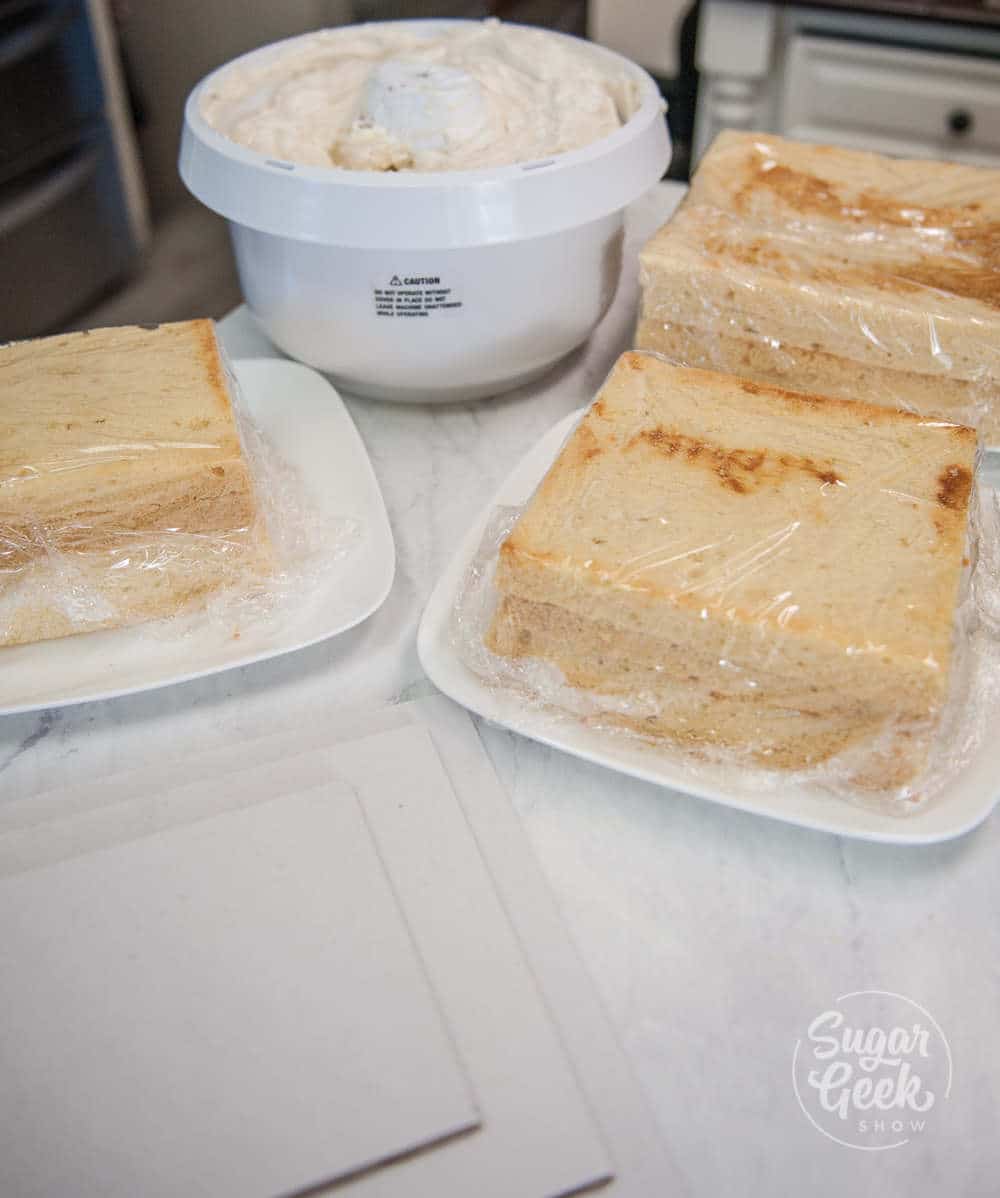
[0,320,271,646]
[636,131,1000,440]
[465,351,993,805]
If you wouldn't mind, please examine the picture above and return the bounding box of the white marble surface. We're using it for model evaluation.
[4,183,998,1196]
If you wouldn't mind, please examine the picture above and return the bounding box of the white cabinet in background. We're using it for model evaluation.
[782,35,1000,165]
[694,1,1000,168]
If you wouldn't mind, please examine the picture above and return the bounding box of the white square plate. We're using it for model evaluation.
[0,698,679,1196]
[418,409,1000,845]
[0,784,479,1198]
[0,359,394,716]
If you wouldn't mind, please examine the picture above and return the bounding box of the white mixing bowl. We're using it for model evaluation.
[180,21,670,402]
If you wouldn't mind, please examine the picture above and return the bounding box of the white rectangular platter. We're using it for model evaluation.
[0,359,394,715]
[418,409,1000,845]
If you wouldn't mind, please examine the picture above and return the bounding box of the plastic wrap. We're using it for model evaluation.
[450,351,1000,814]
[0,321,357,647]
[635,130,1000,441]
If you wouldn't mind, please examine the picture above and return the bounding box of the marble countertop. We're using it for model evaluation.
[4,183,997,1196]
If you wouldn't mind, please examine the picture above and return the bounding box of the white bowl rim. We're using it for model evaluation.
[179,18,671,248]
[185,18,665,186]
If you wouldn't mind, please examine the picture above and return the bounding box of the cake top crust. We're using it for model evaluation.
[689,130,1000,237]
[0,320,257,558]
[0,320,242,482]
[502,352,976,664]
[642,131,1000,318]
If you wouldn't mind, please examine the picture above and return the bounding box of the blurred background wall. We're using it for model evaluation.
[116,0,353,216]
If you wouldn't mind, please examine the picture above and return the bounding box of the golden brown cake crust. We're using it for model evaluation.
[688,130,1000,248]
[0,320,266,646]
[639,203,1000,386]
[639,132,1000,431]
[488,352,976,781]
[0,320,256,562]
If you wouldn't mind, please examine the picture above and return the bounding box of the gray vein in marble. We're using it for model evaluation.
[0,710,59,783]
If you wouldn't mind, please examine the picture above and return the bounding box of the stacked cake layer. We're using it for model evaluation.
[0,320,266,646]
[487,352,976,787]
[637,131,1000,439]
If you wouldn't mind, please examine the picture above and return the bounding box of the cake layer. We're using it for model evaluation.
[637,131,1000,434]
[488,352,976,781]
[635,318,1000,441]
[0,535,269,647]
[638,202,1000,386]
[487,594,932,784]
[686,129,1000,229]
[0,320,267,646]
[0,321,256,563]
